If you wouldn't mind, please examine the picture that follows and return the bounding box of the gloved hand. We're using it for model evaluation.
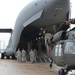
[66,20,72,25]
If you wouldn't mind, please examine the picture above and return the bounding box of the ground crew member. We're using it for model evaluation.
[34,49,37,62]
[16,49,21,62]
[29,49,35,63]
[21,49,27,62]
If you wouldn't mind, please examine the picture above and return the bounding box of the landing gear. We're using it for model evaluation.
[1,53,10,59]
[49,62,53,68]
[7,56,10,59]
[12,55,16,59]
[58,68,65,75]
[1,53,5,59]
[49,59,53,68]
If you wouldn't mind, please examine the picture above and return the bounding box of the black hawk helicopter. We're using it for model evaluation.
[45,19,75,75]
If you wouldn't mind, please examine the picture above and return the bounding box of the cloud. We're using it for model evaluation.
[0,0,33,49]
[0,0,33,29]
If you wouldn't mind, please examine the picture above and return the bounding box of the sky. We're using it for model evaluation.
[0,0,75,49]
[0,0,33,29]
[0,0,33,49]
[70,0,75,18]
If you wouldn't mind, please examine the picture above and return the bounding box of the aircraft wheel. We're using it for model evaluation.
[49,63,53,68]
[58,68,65,75]
[12,55,16,59]
[1,53,4,59]
[49,59,53,68]
[7,56,10,59]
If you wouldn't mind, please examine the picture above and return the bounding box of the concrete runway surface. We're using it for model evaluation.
[0,59,75,75]
[0,59,60,75]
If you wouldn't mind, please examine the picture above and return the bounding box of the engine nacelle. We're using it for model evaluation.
[52,31,67,42]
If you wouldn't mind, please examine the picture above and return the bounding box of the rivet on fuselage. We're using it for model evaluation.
[35,3,37,6]
[45,1,47,3]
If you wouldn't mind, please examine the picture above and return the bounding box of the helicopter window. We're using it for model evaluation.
[64,42,75,54]
[55,44,62,56]
[55,45,58,56]
[59,45,62,56]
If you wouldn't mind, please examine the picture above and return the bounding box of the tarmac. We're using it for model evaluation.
[0,59,60,75]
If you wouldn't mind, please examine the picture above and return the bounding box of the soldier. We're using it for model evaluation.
[29,49,35,63]
[16,49,21,62]
[21,49,27,62]
[34,49,37,62]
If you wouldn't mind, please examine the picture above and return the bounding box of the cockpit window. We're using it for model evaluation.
[55,44,62,56]
[64,42,75,54]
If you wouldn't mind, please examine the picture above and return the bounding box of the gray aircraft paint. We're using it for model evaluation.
[4,0,70,56]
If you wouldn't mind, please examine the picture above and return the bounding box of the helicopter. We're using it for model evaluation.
[45,19,75,75]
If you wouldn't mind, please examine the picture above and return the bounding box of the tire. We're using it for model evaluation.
[1,53,4,59]
[49,59,53,68]
[49,63,52,68]
[58,68,65,75]
[7,56,10,59]
[12,55,16,59]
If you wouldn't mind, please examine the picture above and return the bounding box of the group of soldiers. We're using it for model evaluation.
[16,49,37,63]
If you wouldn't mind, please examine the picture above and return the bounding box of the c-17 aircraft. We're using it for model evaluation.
[1,0,73,75]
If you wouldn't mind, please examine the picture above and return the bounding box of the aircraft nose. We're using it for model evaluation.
[4,49,14,56]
